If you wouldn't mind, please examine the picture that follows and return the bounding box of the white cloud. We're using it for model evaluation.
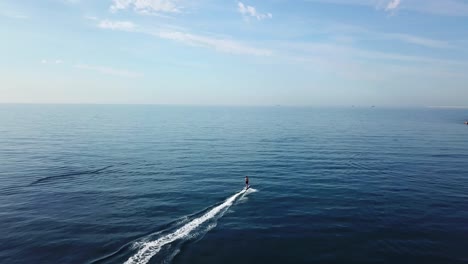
[157,31,272,56]
[110,0,180,14]
[75,64,143,78]
[98,20,136,31]
[1,11,28,19]
[279,41,468,83]
[41,59,64,64]
[383,33,450,48]
[385,0,401,10]
[305,0,468,16]
[84,15,98,21]
[319,21,451,49]
[414,0,468,16]
[385,0,400,13]
[238,2,272,20]
[283,41,467,68]
[96,19,272,56]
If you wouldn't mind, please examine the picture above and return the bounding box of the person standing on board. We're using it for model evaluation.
[245,176,249,189]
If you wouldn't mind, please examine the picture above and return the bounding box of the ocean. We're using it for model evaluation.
[1,105,467,264]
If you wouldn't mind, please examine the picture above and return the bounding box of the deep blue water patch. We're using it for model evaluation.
[0,105,467,264]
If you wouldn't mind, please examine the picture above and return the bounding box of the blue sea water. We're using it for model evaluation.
[1,105,468,264]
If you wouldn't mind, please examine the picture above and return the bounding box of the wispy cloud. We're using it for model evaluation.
[238,2,272,20]
[385,0,401,11]
[282,41,460,65]
[318,21,452,49]
[110,0,181,14]
[75,64,143,78]
[157,31,272,56]
[98,20,136,31]
[84,15,99,21]
[96,19,272,56]
[305,0,468,16]
[383,33,450,48]
[414,0,468,16]
[63,0,80,4]
[1,11,29,19]
[279,40,468,82]
[41,59,63,64]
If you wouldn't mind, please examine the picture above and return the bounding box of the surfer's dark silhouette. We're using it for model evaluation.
[245,176,249,189]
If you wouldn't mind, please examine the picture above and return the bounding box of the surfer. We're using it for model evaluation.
[245,176,249,189]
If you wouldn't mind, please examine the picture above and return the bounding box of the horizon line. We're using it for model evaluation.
[1,102,465,108]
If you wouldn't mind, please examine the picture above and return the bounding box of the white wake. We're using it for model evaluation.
[124,188,254,264]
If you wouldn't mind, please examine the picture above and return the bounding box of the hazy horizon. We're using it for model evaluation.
[1,0,468,106]
[3,103,468,110]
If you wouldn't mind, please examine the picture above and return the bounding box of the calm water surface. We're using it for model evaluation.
[1,105,467,264]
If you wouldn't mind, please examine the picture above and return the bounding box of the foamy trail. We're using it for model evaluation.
[238,187,257,203]
[124,189,247,264]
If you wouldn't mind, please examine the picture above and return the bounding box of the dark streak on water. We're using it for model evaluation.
[30,165,114,185]
[0,105,468,264]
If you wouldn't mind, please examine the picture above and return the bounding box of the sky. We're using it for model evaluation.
[1,0,468,106]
